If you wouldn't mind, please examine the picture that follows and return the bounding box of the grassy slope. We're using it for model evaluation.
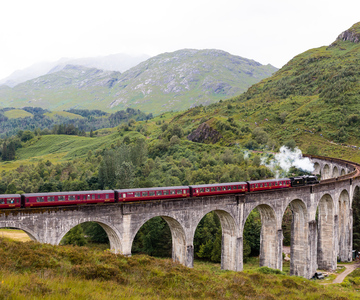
[0,237,358,299]
[4,109,33,119]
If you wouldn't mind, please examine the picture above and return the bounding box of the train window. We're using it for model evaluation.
[260,184,263,187]
[280,182,283,186]
[217,187,221,191]
[149,191,155,196]
[255,184,258,188]
[222,187,226,191]
[164,190,169,195]
[135,192,140,197]
[275,182,278,186]
[170,190,176,195]
[156,191,162,196]
[142,192,148,197]
[206,188,210,192]
[0,200,4,204]
[59,196,65,201]
[48,196,55,202]
[177,190,182,194]
[36,197,44,203]
[211,187,215,192]
[200,188,204,193]
[123,193,126,198]
[92,195,95,200]
[106,194,109,199]
[69,196,75,201]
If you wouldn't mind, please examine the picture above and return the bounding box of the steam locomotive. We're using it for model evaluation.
[0,175,319,209]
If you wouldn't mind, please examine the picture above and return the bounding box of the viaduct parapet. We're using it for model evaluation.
[0,155,358,279]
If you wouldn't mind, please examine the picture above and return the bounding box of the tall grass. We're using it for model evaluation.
[0,237,358,299]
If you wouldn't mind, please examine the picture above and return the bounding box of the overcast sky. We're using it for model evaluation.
[1,0,359,80]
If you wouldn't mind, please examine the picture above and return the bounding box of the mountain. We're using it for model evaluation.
[0,49,277,114]
[0,53,149,87]
[107,49,277,112]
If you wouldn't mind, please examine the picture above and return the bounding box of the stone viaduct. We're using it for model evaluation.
[0,155,359,279]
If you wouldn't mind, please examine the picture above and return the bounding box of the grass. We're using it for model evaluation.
[0,237,359,299]
[3,109,33,119]
[0,232,359,298]
[0,229,31,242]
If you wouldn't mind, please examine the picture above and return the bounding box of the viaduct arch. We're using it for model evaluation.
[0,155,358,279]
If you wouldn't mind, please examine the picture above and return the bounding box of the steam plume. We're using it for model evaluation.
[262,146,314,178]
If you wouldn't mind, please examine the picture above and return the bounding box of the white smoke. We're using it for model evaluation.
[243,150,250,160]
[262,146,314,178]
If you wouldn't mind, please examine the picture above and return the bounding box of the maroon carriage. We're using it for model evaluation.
[23,190,115,207]
[190,182,248,197]
[0,194,22,209]
[247,178,291,192]
[116,186,190,202]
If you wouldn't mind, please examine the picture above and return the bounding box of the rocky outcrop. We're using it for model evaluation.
[187,122,222,144]
[331,22,360,46]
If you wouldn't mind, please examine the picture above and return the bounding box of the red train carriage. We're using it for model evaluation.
[0,194,21,209]
[23,190,115,207]
[190,182,248,197]
[248,178,291,192]
[116,186,190,202]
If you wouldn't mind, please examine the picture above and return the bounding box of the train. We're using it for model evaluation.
[0,175,319,209]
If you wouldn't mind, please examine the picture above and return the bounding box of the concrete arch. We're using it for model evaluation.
[131,215,187,266]
[341,168,346,176]
[56,219,123,254]
[285,199,309,277]
[244,204,278,269]
[333,166,339,178]
[323,164,331,180]
[317,194,336,270]
[192,208,239,271]
[0,225,39,242]
[314,162,321,175]
[338,189,352,261]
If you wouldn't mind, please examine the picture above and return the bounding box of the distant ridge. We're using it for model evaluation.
[0,53,150,87]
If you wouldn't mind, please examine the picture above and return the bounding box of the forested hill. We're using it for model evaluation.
[0,49,277,114]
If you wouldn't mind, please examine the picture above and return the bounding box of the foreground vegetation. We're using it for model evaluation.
[0,237,358,299]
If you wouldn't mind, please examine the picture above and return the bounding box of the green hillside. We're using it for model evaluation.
[3,109,33,119]
[225,22,360,153]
